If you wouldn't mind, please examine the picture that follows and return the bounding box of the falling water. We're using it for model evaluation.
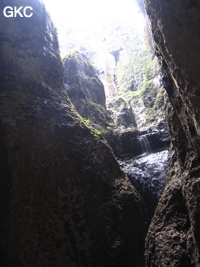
[139,135,151,154]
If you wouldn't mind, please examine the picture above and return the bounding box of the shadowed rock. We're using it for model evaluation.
[62,50,113,129]
[145,0,200,265]
[0,0,148,266]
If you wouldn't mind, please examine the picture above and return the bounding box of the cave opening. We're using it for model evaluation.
[2,0,200,265]
[42,0,170,219]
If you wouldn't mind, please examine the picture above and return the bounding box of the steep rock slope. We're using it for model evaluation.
[63,50,106,107]
[0,1,147,266]
[57,12,166,131]
[144,0,200,266]
[62,47,170,221]
[62,50,113,130]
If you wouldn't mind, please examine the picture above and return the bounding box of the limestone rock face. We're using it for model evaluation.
[61,46,169,223]
[63,50,106,107]
[108,98,137,130]
[61,48,169,224]
[0,1,148,266]
[62,50,113,129]
[144,0,200,265]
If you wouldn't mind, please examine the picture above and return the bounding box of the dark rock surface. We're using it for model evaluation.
[119,150,169,219]
[105,127,169,220]
[63,50,105,107]
[144,0,200,265]
[109,129,169,160]
[0,1,148,266]
[62,50,113,129]
[61,48,169,224]
[108,98,138,129]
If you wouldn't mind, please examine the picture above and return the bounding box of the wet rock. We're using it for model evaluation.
[108,129,141,159]
[145,130,170,153]
[108,128,169,161]
[119,150,169,219]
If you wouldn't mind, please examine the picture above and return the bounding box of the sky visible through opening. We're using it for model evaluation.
[42,0,144,29]
[42,0,145,56]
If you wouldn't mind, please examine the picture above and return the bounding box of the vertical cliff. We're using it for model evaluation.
[0,0,148,266]
[62,50,113,130]
[144,0,200,266]
[62,48,170,221]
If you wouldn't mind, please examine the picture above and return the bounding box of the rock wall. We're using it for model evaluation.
[61,43,170,223]
[63,50,106,107]
[144,0,200,266]
[62,50,113,130]
[0,1,148,266]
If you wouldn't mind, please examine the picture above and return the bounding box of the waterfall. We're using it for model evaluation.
[139,135,151,154]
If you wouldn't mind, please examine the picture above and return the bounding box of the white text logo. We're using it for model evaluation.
[3,6,33,17]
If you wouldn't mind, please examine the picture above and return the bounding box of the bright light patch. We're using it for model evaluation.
[42,0,145,30]
[42,0,145,56]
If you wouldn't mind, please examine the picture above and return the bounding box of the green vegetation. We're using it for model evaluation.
[154,89,164,110]
[119,37,149,93]
[83,118,91,124]
[63,49,77,58]
[144,58,155,81]
[141,81,157,108]
[92,130,102,138]
[62,49,86,60]
[86,59,95,68]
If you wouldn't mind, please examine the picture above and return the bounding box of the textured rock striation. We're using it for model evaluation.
[61,45,170,222]
[63,50,106,107]
[0,1,148,266]
[62,50,113,129]
[144,0,200,266]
